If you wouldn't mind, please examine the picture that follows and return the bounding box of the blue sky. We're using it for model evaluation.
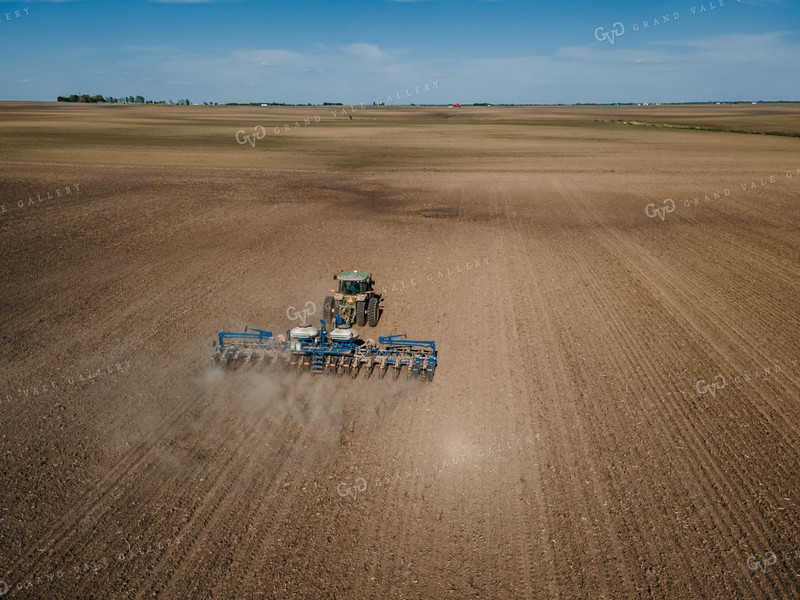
[0,0,797,103]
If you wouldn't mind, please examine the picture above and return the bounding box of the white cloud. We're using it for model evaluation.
[44,30,796,104]
[343,43,386,60]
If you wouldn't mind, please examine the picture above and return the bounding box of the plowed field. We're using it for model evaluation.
[1,103,798,599]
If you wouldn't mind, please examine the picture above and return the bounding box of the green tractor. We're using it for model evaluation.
[323,271,381,328]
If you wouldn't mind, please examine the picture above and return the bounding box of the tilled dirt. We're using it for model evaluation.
[0,105,799,599]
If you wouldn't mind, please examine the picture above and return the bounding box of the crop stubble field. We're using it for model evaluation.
[0,103,798,599]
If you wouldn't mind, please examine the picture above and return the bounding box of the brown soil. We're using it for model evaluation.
[0,104,798,599]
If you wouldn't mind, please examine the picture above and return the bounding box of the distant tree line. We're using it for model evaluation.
[224,102,296,106]
[56,95,209,105]
[54,97,791,107]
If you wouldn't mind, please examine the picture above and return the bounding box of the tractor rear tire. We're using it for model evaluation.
[367,297,379,327]
[322,296,334,327]
[356,301,366,326]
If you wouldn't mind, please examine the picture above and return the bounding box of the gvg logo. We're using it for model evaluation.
[286,301,316,323]
[235,125,268,148]
[595,22,625,45]
[747,552,777,573]
[696,374,726,398]
[337,478,367,500]
[645,198,676,221]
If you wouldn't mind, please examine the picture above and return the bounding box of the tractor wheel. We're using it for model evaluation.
[356,301,366,326]
[322,296,334,327]
[367,297,379,327]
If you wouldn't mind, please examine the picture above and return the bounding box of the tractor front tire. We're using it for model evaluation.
[356,301,366,327]
[322,296,334,327]
[367,297,379,327]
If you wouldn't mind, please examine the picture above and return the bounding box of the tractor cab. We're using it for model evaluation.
[338,278,369,295]
[326,271,381,327]
[333,272,373,297]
